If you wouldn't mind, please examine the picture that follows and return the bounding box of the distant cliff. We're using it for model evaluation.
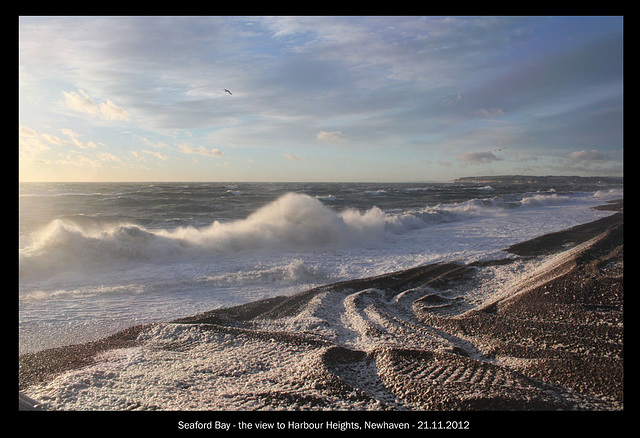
[454,175,622,185]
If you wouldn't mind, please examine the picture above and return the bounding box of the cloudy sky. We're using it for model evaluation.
[19,16,623,182]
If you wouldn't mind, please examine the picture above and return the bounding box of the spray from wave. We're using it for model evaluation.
[19,191,583,278]
[19,194,380,276]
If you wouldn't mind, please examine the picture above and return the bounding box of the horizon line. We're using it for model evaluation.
[18,174,624,185]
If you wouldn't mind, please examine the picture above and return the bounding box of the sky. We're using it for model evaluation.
[19,16,624,182]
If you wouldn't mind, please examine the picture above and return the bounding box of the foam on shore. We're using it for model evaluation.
[19,204,623,411]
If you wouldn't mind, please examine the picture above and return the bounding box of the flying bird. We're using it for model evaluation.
[223,89,232,95]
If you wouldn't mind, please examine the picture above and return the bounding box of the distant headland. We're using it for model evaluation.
[454,175,623,185]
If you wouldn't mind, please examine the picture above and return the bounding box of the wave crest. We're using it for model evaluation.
[18,191,582,277]
[19,194,388,276]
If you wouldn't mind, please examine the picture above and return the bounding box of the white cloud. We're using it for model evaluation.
[457,150,503,164]
[60,128,98,149]
[57,153,101,168]
[19,17,623,181]
[474,108,505,118]
[316,131,346,143]
[56,150,122,169]
[20,125,101,159]
[178,143,224,157]
[136,136,171,149]
[20,126,38,137]
[284,151,306,161]
[569,149,607,162]
[142,150,168,161]
[95,152,122,163]
[19,126,52,162]
[63,89,129,122]
[441,93,464,107]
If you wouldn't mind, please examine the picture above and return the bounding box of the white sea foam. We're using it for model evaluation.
[18,184,622,354]
[19,190,588,276]
[19,193,387,278]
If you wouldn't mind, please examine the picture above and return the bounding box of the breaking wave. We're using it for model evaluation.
[19,191,579,277]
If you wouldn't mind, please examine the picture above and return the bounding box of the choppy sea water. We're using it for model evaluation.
[19,180,622,354]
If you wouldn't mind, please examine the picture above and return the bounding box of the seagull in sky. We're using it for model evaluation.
[223,89,232,95]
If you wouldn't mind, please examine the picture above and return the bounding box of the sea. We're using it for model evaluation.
[18,179,623,355]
